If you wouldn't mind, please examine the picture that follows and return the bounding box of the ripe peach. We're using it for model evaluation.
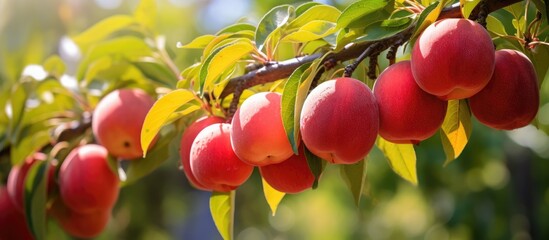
[411,18,495,100]
[373,61,447,143]
[0,186,34,240]
[231,92,294,166]
[7,152,48,212]
[92,88,156,160]
[300,77,379,164]
[469,49,539,130]
[180,116,225,190]
[59,144,119,213]
[259,145,314,193]
[190,123,253,192]
[49,197,110,239]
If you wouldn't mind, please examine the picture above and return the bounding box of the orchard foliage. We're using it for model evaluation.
[0,0,548,239]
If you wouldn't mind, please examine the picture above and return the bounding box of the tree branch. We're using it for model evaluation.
[219,0,522,100]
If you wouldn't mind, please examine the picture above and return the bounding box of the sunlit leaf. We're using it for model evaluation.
[217,23,256,35]
[440,100,472,165]
[340,160,367,207]
[282,20,337,43]
[287,5,341,29]
[141,89,198,156]
[210,191,235,240]
[295,2,321,16]
[72,15,136,51]
[354,17,413,42]
[24,161,48,240]
[177,35,216,49]
[282,64,312,153]
[42,55,66,78]
[199,39,254,94]
[411,0,446,42]
[460,0,482,19]
[134,0,156,31]
[261,178,286,216]
[336,0,394,30]
[486,15,508,36]
[255,5,294,51]
[377,138,418,185]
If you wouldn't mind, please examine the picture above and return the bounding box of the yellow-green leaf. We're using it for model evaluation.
[262,178,285,216]
[340,160,367,207]
[72,15,135,50]
[210,191,235,240]
[411,0,448,40]
[141,89,198,156]
[460,0,482,19]
[287,4,341,29]
[377,138,418,185]
[177,35,216,49]
[440,100,472,165]
[134,0,156,31]
[282,20,337,43]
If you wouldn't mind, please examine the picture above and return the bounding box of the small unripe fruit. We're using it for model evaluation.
[231,92,293,166]
[374,61,447,143]
[300,77,379,164]
[191,123,253,192]
[0,187,34,240]
[259,145,314,194]
[469,49,539,130]
[7,152,48,212]
[59,144,119,213]
[180,116,225,190]
[411,18,495,100]
[49,198,110,239]
[92,89,156,159]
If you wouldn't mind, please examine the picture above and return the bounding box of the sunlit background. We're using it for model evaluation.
[1,0,549,239]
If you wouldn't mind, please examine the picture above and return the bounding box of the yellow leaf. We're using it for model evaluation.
[460,0,482,19]
[440,100,472,165]
[205,40,254,85]
[261,178,286,216]
[210,191,235,240]
[134,0,156,31]
[140,89,198,156]
[412,0,449,40]
[377,138,418,185]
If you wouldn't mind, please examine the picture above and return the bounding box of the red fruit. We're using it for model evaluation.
[7,152,48,212]
[59,144,119,213]
[469,49,539,130]
[373,61,447,143]
[180,116,225,190]
[0,186,34,240]
[411,18,495,100]
[190,123,253,192]
[300,77,379,164]
[92,89,156,160]
[231,92,294,166]
[49,198,110,239]
[259,145,314,194]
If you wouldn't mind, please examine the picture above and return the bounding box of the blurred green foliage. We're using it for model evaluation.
[1,0,549,239]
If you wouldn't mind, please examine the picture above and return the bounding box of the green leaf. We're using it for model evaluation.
[8,82,29,143]
[217,23,256,35]
[486,15,508,36]
[141,89,198,156]
[282,64,312,153]
[261,178,286,216]
[11,130,50,166]
[336,0,395,30]
[125,130,177,185]
[295,2,321,16]
[411,0,445,41]
[440,100,472,165]
[24,161,48,240]
[210,191,235,240]
[72,15,136,51]
[199,39,254,94]
[287,5,341,29]
[177,35,216,49]
[340,160,367,207]
[133,59,177,87]
[377,138,418,185]
[354,17,413,42]
[76,36,153,80]
[460,0,482,19]
[282,20,337,43]
[42,55,66,78]
[255,5,294,51]
[134,0,156,31]
[304,145,325,189]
